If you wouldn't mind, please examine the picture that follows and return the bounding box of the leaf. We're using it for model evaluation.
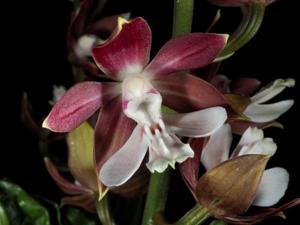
[0,202,10,225]
[65,207,97,225]
[0,180,50,225]
[36,197,63,225]
[196,155,270,217]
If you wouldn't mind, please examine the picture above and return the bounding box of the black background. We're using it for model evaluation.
[2,0,300,224]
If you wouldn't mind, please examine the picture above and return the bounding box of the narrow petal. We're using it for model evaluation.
[253,167,289,207]
[179,138,206,199]
[44,158,91,194]
[250,79,295,104]
[92,17,151,80]
[153,73,227,112]
[210,74,231,93]
[244,100,294,123]
[230,78,261,96]
[43,82,120,132]
[94,97,136,169]
[224,198,300,224]
[69,0,93,36]
[145,33,228,79]
[163,107,227,137]
[86,14,123,35]
[201,124,232,170]
[21,93,48,140]
[99,125,148,187]
[61,194,96,212]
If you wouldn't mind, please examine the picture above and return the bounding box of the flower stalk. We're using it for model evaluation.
[96,195,114,225]
[216,2,265,61]
[142,0,195,224]
[141,168,172,225]
[172,0,194,36]
[173,204,210,225]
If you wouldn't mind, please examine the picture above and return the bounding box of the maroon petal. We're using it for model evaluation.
[92,17,152,80]
[230,78,261,96]
[210,75,231,93]
[179,138,206,199]
[86,14,120,35]
[69,0,93,37]
[61,194,96,212]
[94,97,136,169]
[223,198,300,224]
[145,33,228,79]
[73,57,107,78]
[43,82,120,132]
[153,73,227,112]
[21,93,48,140]
[44,158,91,195]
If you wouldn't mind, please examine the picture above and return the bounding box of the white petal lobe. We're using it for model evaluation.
[253,167,289,207]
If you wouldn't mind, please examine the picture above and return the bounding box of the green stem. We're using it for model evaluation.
[96,195,114,225]
[141,168,172,225]
[172,0,194,36]
[209,220,228,225]
[215,2,265,61]
[141,1,194,224]
[173,204,210,225]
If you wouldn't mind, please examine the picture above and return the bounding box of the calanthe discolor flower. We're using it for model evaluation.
[210,75,295,133]
[201,125,289,207]
[43,17,229,188]
[243,78,295,123]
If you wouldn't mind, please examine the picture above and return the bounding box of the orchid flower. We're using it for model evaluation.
[44,121,149,212]
[210,74,261,96]
[44,122,104,212]
[201,124,289,207]
[68,0,129,76]
[211,75,295,133]
[43,17,229,188]
[244,78,295,123]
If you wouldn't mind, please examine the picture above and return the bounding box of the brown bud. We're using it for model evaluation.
[196,154,269,217]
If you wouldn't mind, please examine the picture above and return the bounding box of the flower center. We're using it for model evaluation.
[125,75,145,97]
[122,74,162,126]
